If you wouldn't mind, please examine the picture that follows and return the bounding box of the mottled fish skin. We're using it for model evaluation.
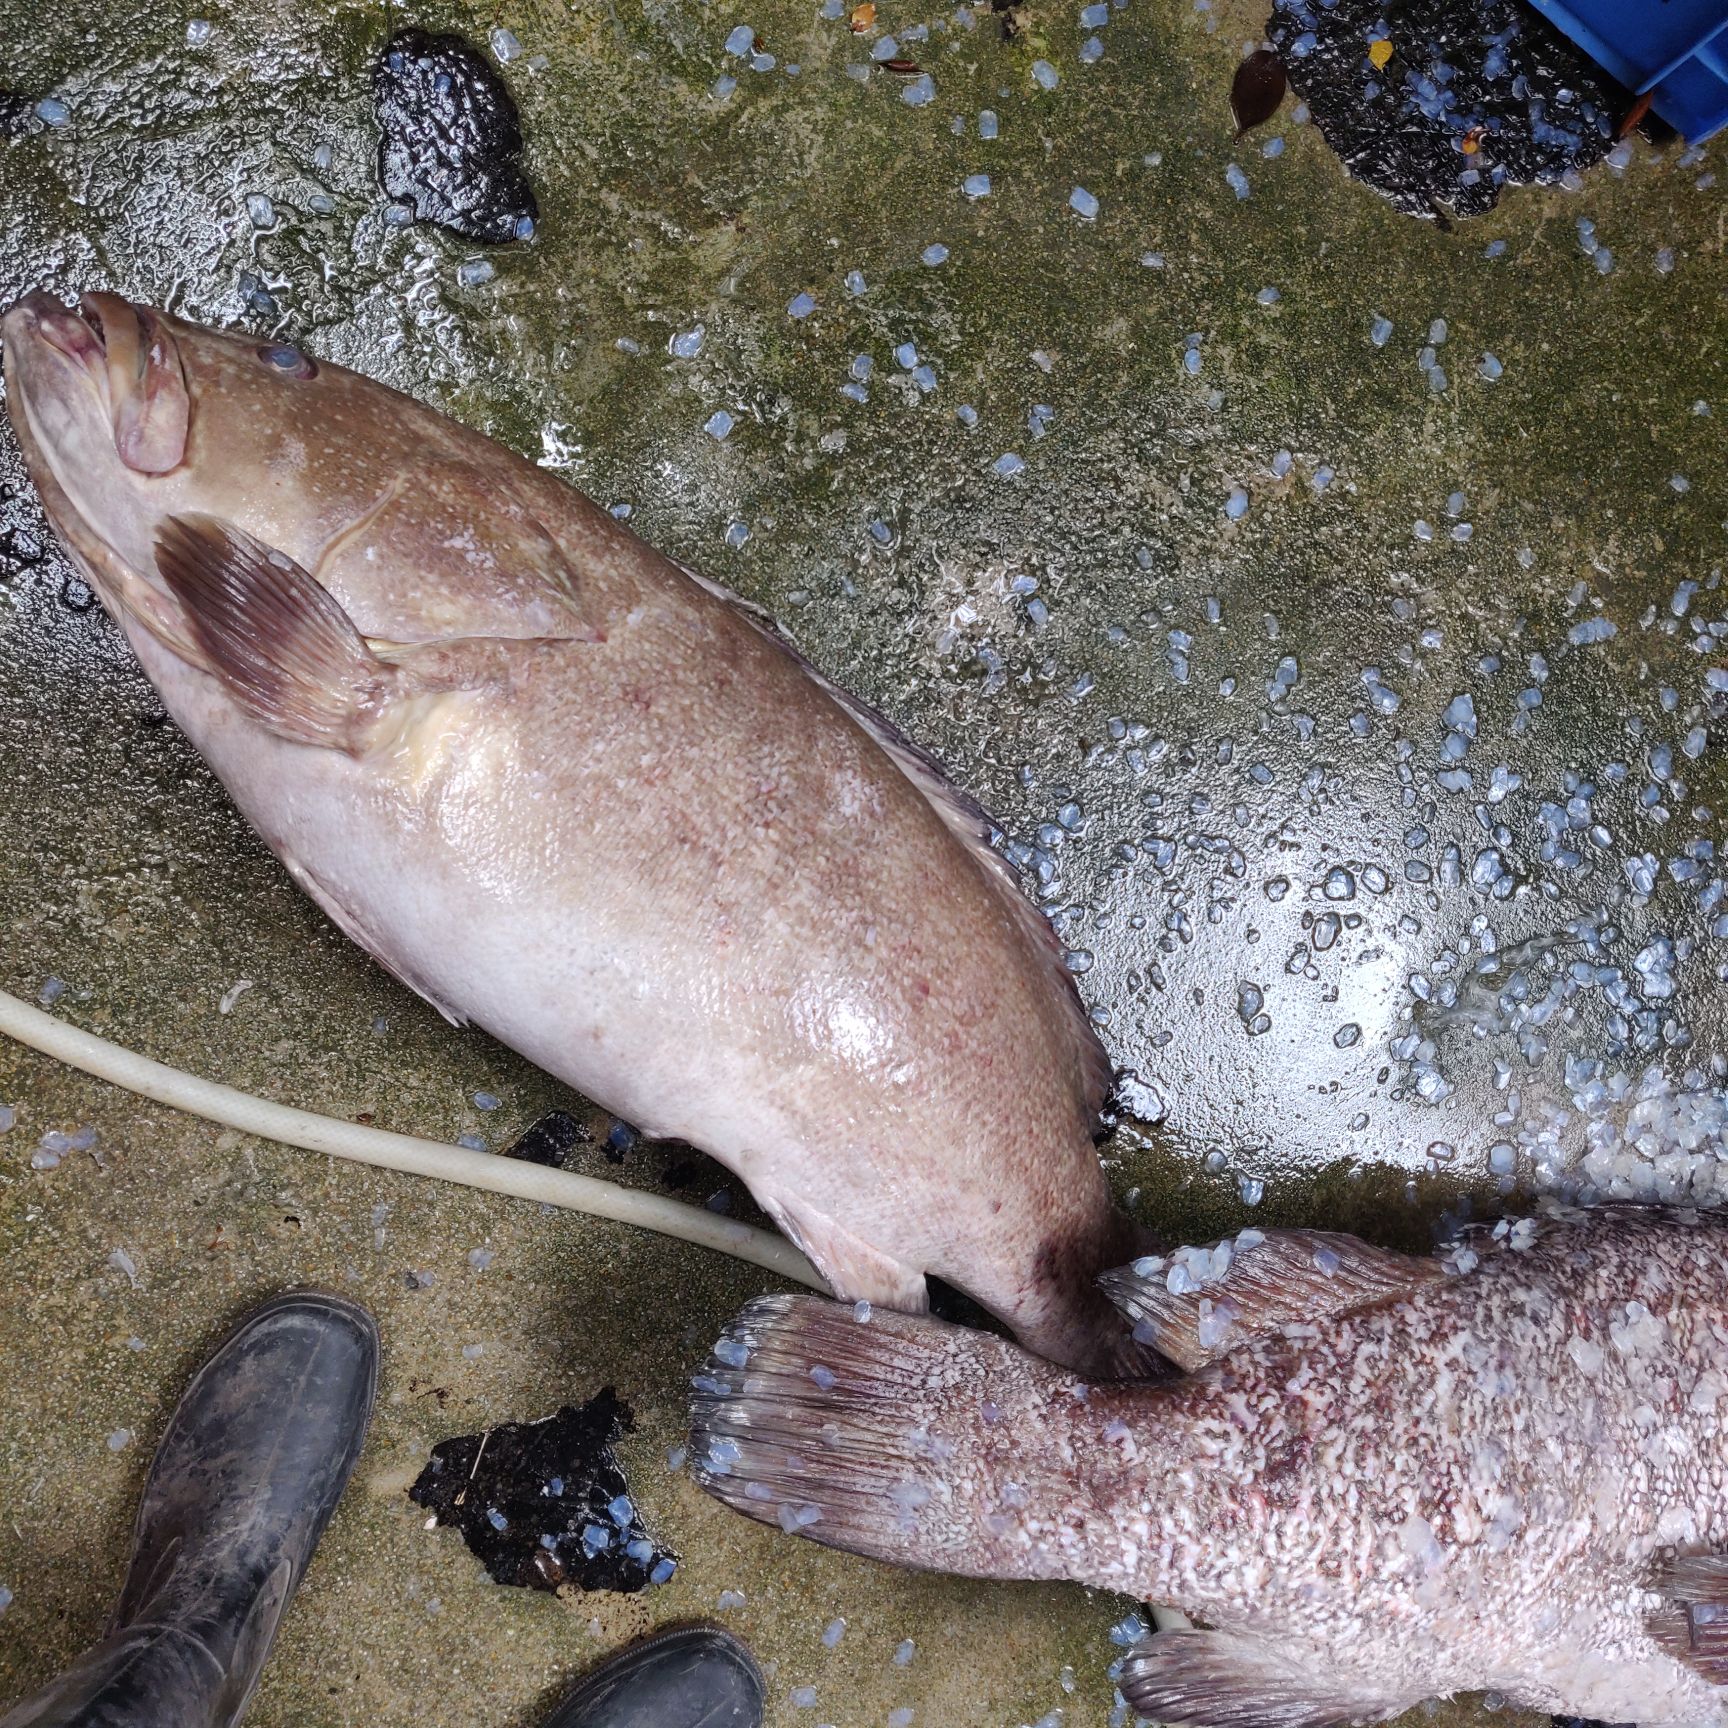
[691,1207,1728,1726]
[2,289,1146,1375]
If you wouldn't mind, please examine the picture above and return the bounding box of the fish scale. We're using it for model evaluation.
[692,1206,1728,1726]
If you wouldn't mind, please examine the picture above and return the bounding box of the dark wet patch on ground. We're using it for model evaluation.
[373,28,538,246]
[1231,48,1289,137]
[0,91,33,138]
[409,1390,676,1594]
[0,485,46,576]
[503,1109,590,1168]
[1268,0,1615,220]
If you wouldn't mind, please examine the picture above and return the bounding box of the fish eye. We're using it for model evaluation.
[256,343,317,379]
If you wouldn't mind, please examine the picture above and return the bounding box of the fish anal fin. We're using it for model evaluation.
[677,560,1111,1121]
[1100,1230,1446,1374]
[155,514,401,752]
[1123,1630,1400,1728]
[1648,1554,1728,1684]
[758,1190,929,1313]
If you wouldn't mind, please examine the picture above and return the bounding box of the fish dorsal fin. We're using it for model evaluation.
[820,677,1114,1120]
[1122,1629,1406,1728]
[673,558,1112,1121]
[1647,1554,1728,1684]
[1099,1229,1446,1374]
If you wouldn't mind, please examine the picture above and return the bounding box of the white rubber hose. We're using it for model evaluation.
[0,987,825,1291]
[0,989,1196,1625]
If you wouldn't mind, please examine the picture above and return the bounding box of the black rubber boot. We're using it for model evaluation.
[0,1291,378,1728]
[541,1626,765,1728]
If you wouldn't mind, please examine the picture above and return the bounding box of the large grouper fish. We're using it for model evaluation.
[2,288,1149,1375]
[690,1205,1728,1726]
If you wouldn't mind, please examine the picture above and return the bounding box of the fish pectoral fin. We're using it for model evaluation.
[1647,1553,1728,1684]
[1122,1629,1401,1728]
[1098,1230,1447,1374]
[154,513,403,753]
[756,1190,929,1313]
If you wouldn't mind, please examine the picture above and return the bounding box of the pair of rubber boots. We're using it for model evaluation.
[0,1293,762,1728]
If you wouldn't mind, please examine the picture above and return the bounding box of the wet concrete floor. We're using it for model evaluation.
[0,0,1725,1723]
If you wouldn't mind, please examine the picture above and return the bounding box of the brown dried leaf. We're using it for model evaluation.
[1230,48,1286,139]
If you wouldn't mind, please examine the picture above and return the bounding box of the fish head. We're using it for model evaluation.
[4,289,192,475]
[8,289,609,652]
[3,290,195,572]
[2,289,360,586]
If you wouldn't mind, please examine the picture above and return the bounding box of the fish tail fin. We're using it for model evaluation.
[689,1295,1111,1583]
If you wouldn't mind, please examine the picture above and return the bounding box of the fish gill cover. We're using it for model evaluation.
[409,1390,676,1594]
[1268,0,1617,220]
[372,28,538,245]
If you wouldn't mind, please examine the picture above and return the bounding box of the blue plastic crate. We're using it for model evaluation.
[1526,0,1728,143]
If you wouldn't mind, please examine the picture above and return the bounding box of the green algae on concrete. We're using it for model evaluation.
[2,0,1726,1724]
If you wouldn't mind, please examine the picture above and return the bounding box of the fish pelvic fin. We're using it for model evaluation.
[689,1294,1110,1582]
[155,514,403,752]
[1122,1629,1409,1728]
[1100,1229,1446,1374]
[1647,1553,1728,1685]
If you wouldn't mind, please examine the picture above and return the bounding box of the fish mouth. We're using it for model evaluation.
[6,288,189,474]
